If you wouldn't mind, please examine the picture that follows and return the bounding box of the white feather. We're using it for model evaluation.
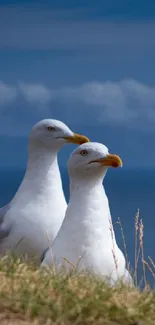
[0,119,88,264]
[42,142,133,285]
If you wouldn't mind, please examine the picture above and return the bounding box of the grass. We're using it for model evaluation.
[0,257,154,325]
[0,211,155,324]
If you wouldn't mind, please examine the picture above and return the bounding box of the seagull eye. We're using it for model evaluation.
[47,126,56,132]
[80,149,88,156]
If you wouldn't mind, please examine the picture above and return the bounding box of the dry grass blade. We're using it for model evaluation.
[139,219,146,288]
[62,256,76,269]
[148,256,155,273]
[45,231,56,274]
[117,217,129,271]
[134,209,140,286]
[109,216,118,273]
[143,260,155,281]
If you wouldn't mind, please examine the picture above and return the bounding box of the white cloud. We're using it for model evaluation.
[0,79,155,128]
[56,80,155,124]
[0,81,17,106]
[19,82,53,106]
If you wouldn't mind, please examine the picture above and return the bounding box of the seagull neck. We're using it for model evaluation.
[27,145,59,171]
[69,170,107,194]
[23,145,63,191]
[11,143,67,209]
[68,175,117,244]
[70,177,105,202]
[69,175,103,195]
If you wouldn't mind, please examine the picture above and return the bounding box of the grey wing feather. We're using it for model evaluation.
[40,247,49,263]
[0,203,12,240]
[0,203,10,221]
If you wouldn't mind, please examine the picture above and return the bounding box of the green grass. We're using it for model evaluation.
[0,256,155,325]
[0,211,154,324]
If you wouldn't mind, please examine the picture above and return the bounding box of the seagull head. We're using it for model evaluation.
[29,119,89,150]
[68,142,123,179]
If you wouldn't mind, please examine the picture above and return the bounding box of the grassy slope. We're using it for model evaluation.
[0,257,155,325]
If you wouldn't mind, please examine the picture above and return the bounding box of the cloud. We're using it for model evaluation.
[19,82,53,106]
[0,79,155,133]
[58,80,155,124]
[0,82,17,106]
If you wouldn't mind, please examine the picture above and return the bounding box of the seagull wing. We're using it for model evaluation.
[40,247,49,263]
[0,204,12,241]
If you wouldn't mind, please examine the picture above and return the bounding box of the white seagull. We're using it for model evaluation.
[42,142,133,285]
[0,119,89,263]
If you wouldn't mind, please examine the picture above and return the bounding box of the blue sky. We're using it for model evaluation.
[0,0,155,168]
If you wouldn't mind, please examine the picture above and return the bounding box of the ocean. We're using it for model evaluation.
[0,168,155,284]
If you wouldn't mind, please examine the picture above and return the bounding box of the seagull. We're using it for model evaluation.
[0,119,89,263]
[41,142,133,285]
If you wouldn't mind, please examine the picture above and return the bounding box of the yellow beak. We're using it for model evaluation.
[90,154,123,168]
[64,133,90,145]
